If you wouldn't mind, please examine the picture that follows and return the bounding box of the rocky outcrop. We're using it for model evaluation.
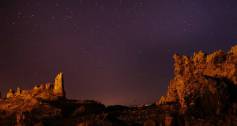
[53,72,65,97]
[159,44,237,117]
[2,45,237,126]
[4,72,66,100]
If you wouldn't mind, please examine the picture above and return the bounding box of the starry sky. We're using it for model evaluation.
[0,0,237,105]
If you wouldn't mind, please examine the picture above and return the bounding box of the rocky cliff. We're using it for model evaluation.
[158,44,237,124]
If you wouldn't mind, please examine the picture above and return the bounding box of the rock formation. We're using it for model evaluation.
[158,44,237,116]
[1,45,237,126]
[53,72,65,97]
[4,72,65,100]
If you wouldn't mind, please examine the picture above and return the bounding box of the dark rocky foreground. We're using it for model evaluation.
[0,99,174,126]
[1,45,237,126]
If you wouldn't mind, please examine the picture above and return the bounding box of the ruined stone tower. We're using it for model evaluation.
[53,72,65,97]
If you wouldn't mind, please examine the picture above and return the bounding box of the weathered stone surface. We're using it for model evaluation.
[53,72,65,97]
[4,73,65,101]
[159,44,237,116]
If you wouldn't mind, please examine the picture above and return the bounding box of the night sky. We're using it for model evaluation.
[0,0,237,105]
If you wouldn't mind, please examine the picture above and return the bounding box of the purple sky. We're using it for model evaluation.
[0,0,237,105]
